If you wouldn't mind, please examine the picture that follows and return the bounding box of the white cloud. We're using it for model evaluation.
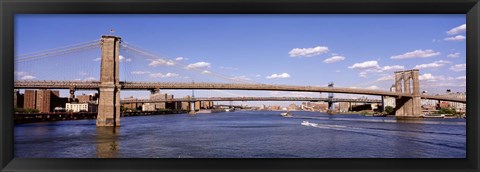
[93,57,101,61]
[126,58,132,62]
[444,35,466,41]
[270,91,281,96]
[255,74,261,77]
[21,75,36,80]
[149,72,179,78]
[447,52,461,58]
[422,82,466,88]
[359,71,368,78]
[420,74,466,88]
[131,71,150,75]
[366,85,380,90]
[219,66,239,70]
[446,24,466,35]
[231,76,251,81]
[449,64,466,72]
[414,60,451,69]
[14,71,28,76]
[377,75,394,81]
[379,65,404,72]
[119,55,125,61]
[201,70,211,74]
[390,49,441,59]
[175,57,184,61]
[266,73,290,79]
[289,46,329,57]
[335,70,341,73]
[185,61,211,70]
[84,77,96,81]
[288,92,318,97]
[79,72,87,76]
[348,61,403,77]
[419,73,446,81]
[323,56,346,63]
[15,71,36,80]
[148,59,175,67]
[348,60,380,69]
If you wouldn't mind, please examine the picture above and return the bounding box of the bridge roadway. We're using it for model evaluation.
[14,80,466,103]
[120,97,382,104]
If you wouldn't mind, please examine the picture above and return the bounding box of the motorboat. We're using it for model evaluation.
[280,111,292,117]
[422,114,446,118]
[224,107,235,112]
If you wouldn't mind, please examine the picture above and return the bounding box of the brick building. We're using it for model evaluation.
[23,89,62,113]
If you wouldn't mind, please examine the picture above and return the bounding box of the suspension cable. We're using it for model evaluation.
[16,39,100,58]
[121,41,261,84]
[15,40,101,63]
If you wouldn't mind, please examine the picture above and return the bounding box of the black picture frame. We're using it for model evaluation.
[1,0,479,172]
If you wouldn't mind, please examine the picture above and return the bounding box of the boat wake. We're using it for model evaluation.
[299,121,465,151]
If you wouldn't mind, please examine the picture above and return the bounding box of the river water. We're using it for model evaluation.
[14,111,466,158]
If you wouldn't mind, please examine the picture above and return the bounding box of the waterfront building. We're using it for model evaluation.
[65,103,98,112]
[150,93,167,109]
[194,101,201,110]
[24,90,37,110]
[259,104,267,110]
[23,89,61,113]
[121,96,142,110]
[420,91,438,107]
[269,105,281,111]
[312,102,328,112]
[200,101,214,109]
[339,102,349,112]
[287,103,298,110]
[383,85,396,108]
[77,93,99,103]
[14,89,24,108]
[35,90,52,113]
[181,97,190,111]
[440,91,466,113]
[143,92,177,111]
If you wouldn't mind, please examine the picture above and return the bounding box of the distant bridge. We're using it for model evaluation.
[14,80,466,103]
[120,97,383,104]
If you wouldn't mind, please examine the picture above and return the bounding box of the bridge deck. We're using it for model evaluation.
[120,97,383,104]
[14,80,466,103]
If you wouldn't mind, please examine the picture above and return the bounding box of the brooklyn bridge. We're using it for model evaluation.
[14,35,466,127]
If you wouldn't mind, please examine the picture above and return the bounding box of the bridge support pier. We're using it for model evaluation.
[150,88,160,94]
[189,101,196,114]
[97,35,121,127]
[380,96,385,112]
[394,70,422,118]
[69,88,75,102]
[328,101,334,110]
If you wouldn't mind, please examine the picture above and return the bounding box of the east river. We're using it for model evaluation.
[14,111,466,158]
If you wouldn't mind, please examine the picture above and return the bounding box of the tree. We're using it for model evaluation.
[384,106,394,115]
[438,108,456,115]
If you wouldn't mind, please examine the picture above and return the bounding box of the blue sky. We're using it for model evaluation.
[15,15,466,106]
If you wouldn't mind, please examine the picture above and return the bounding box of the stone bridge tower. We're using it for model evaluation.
[97,35,121,127]
[394,69,422,117]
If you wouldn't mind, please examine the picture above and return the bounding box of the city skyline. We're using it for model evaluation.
[15,14,466,106]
